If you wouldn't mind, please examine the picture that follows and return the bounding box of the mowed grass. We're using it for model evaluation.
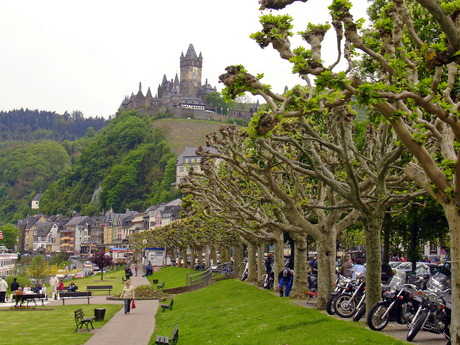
[147,266,195,289]
[151,279,406,345]
[0,304,121,345]
[42,268,126,296]
[151,118,226,155]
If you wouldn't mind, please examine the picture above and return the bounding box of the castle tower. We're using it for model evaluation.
[180,44,202,98]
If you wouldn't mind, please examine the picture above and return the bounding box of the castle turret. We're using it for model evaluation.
[180,44,202,98]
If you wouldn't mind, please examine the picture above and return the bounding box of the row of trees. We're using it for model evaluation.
[0,109,108,142]
[136,1,460,343]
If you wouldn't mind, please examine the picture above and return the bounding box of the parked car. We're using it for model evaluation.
[74,271,86,279]
[381,262,394,283]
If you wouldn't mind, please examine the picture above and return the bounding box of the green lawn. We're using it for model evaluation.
[147,266,195,289]
[41,268,126,296]
[0,304,121,345]
[151,279,407,345]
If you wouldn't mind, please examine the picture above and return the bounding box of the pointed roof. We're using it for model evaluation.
[174,74,180,86]
[185,44,197,60]
[162,75,168,85]
[146,87,153,101]
[32,192,42,201]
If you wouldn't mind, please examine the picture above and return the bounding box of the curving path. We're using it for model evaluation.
[83,264,159,345]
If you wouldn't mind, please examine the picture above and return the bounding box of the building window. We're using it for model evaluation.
[179,167,184,173]
[185,158,190,163]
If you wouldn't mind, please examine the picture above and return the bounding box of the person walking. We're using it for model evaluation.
[0,277,7,302]
[341,256,353,277]
[49,274,58,300]
[135,263,139,277]
[120,280,135,314]
[58,279,64,299]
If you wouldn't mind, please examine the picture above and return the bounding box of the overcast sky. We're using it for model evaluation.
[0,0,369,118]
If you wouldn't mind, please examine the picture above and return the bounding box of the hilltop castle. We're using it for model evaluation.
[119,44,218,119]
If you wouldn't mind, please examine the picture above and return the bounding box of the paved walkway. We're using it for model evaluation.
[83,264,158,345]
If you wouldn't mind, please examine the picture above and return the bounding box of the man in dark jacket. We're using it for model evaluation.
[10,278,19,295]
[278,267,293,297]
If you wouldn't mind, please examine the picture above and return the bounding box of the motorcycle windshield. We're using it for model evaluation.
[389,269,406,290]
[426,272,450,293]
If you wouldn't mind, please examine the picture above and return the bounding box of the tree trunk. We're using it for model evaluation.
[383,224,390,264]
[273,231,284,292]
[410,223,418,273]
[211,247,217,266]
[234,244,244,277]
[247,241,257,283]
[225,246,232,264]
[258,241,265,285]
[362,214,384,314]
[445,205,460,345]
[181,248,187,268]
[191,247,197,269]
[289,233,308,299]
[316,231,336,309]
[205,246,210,268]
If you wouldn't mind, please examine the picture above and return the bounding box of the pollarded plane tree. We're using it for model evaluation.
[251,1,460,336]
[218,1,425,310]
[181,159,291,290]
[182,127,360,305]
[181,146,315,291]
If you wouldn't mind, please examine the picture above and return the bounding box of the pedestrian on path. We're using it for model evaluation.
[58,279,64,298]
[0,277,7,302]
[121,280,135,314]
[135,263,139,277]
[49,274,58,299]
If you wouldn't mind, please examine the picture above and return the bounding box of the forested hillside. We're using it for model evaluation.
[0,109,108,141]
[39,110,180,216]
[0,141,72,223]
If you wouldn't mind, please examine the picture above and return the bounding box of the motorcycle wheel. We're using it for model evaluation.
[368,302,390,331]
[407,310,427,341]
[240,272,248,281]
[334,294,357,318]
[326,294,338,315]
[353,303,366,322]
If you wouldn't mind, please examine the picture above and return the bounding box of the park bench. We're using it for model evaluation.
[65,285,78,292]
[156,281,165,289]
[160,298,174,312]
[86,285,113,295]
[60,292,92,305]
[155,324,179,345]
[305,291,318,304]
[15,293,46,307]
[74,308,95,332]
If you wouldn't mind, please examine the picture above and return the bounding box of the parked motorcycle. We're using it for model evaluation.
[326,274,353,315]
[334,273,366,318]
[367,270,420,331]
[240,261,249,281]
[406,272,451,342]
[194,262,206,271]
[263,272,274,290]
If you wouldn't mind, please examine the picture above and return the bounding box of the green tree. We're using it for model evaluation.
[28,254,47,281]
[0,224,20,249]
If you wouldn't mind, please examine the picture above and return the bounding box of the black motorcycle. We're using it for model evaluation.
[406,272,451,342]
[326,274,353,315]
[367,270,420,331]
[334,273,366,318]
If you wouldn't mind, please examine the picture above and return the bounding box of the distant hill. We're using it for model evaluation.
[0,109,108,142]
[151,118,230,155]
